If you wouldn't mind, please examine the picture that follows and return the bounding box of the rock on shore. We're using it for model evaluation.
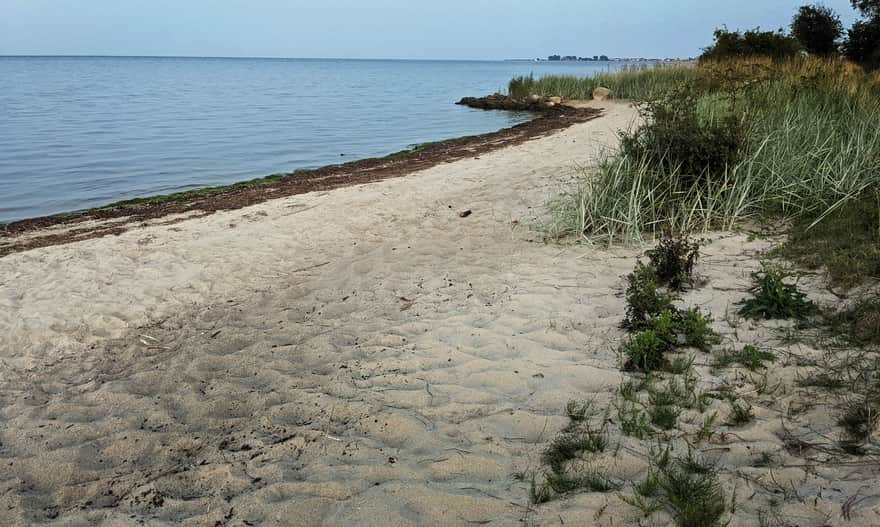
[456,93,563,111]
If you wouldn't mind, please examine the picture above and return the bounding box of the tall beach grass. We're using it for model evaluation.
[508,65,698,101]
[538,57,880,256]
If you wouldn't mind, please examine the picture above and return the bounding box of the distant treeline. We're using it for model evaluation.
[701,1,879,69]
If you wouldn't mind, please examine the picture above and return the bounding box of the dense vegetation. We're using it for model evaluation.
[699,28,802,61]
[527,57,880,287]
[791,4,844,56]
[518,3,880,522]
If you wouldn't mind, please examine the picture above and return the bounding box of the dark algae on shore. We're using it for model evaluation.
[0,105,601,258]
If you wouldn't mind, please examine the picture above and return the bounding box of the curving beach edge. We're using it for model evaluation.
[2,98,878,526]
[0,103,602,258]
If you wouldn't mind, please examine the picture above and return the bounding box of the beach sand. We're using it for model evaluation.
[2,101,879,526]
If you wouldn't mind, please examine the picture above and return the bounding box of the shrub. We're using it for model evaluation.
[791,4,844,56]
[622,330,669,372]
[646,230,701,290]
[675,308,719,352]
[844,17,880,71]
[700,28,802,62]
[738,265,815,320]
[637,308,718,353]
[620,85,743,189]
[623,263,678,331]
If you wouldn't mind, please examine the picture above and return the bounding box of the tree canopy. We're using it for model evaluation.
[791,5,843,55]
[700,28,802,62]
[843,17,880,68]
[851,0,880,17]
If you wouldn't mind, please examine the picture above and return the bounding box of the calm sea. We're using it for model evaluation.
[0,56,626,223]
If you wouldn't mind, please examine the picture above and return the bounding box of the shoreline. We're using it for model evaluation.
[0,102,639,525]
[3,99,876,526]
[0,104,601,258]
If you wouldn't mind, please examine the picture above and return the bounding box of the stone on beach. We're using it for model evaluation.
[592,86,612,101]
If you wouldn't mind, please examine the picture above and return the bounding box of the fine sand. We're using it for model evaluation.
[2,101,878,526]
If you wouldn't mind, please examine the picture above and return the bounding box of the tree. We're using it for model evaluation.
[791,5,844,55]
[700,28,802,62]
[851,0,880,16]
[843,16,880,68]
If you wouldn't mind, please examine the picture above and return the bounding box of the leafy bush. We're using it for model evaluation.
[844,17,880,71]
[620,86,743,189]
[646,231,701,290]
[791,4,844,56]
[738,265,815,319]
[622,330,669,372]
[623,263,678,331]
[636,308,718,353]
[621,310,717,370]
[700,28,802,62]
[675,308,720,352]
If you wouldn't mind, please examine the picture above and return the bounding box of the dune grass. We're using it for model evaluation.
[538,57,880,290]
[509,65,698,101]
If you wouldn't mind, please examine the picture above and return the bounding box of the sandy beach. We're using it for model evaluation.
[2,101,879,526]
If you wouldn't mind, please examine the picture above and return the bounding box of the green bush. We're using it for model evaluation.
[675,308,719,352]
[623,263,678,331]
[637,308,718,353]
[843,17,880,70]
[791,5,844,57]
[646,231,702,291]
[699,28,802,62]
[622,330,669,372]
[620,86,743,189]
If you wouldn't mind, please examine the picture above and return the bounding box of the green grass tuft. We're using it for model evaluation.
[738,265,815,320]
[714,344,776,371]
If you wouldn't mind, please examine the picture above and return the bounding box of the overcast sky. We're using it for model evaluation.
[0,0,862,60]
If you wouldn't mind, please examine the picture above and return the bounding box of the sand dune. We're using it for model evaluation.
[2,101,878,526]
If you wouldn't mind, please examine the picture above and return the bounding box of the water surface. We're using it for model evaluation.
[0,57,625,222]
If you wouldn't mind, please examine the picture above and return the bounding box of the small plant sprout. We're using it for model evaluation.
[714,344,776,371]
[728,401,755,426]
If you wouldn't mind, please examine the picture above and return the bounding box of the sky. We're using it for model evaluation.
[0,0,862,60]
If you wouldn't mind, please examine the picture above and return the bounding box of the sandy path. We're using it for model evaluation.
[3,101,879,526]
[0,102,635,525]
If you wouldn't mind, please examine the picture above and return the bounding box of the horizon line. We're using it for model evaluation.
[0,53,683,62]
